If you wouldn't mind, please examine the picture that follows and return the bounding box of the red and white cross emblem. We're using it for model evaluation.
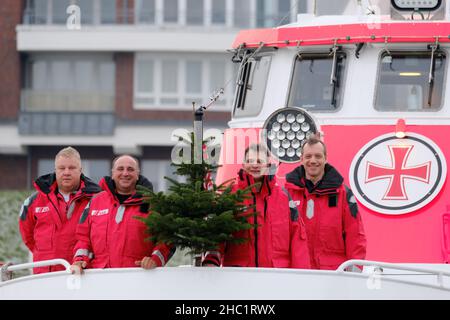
[365,145,430,200]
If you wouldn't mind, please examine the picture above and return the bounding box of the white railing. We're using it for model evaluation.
[338,259,450,290]
[1,259,71,281]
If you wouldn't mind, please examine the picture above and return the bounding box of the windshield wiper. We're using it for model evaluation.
[427,43,439,107]
[329,45,342,107]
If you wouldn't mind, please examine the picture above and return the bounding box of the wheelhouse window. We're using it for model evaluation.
[233,54,272,118]
[375,51,446,111]
[288,51,346,111]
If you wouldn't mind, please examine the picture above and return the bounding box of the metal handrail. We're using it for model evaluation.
[2,259,71,275]
[337,259,450,288]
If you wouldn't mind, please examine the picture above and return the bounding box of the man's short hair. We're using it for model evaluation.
[55,146,81,163]
[301,134,327,157]
[244,143,271,161]
[112,154,140,171]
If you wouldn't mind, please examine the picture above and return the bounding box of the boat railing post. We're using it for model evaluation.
[337,259,450,290]
[0,262,13,281]
[0,259,71,281]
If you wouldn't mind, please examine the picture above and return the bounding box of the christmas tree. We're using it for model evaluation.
[138,132,255,258]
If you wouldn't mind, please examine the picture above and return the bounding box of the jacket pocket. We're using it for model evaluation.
[318,252,346,270]
[90,215,109,254]
[319,226,345,253]
[271,251,290,268]
[34,213,54,251]
[271,220,290,252]
[124,214,150,257]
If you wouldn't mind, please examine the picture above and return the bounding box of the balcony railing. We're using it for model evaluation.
[21,90,114,113]
[21,3,297,29]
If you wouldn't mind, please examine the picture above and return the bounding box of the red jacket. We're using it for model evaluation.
[73,176,174,268]
[285,164,367,270]
[19,174,101,274]
[203,170,310,269]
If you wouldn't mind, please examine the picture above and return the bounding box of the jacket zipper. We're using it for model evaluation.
[245,175,259,267]
[252,192,258,267]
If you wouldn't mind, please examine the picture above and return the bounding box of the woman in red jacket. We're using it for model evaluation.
[71,155,173,273]
[203,144,310,269]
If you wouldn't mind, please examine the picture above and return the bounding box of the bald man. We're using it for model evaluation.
[71,155,174,273]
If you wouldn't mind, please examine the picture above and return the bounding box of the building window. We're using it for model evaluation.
[211,0,226,24]
[142,160,185,192]
[100,0,117,24]
[209,61,228,106]
[52,0,70,24]
[256,0,297,28]
[185,61,202,93]
[288,51,347,111]
[23,0,307,27]
[135,0,156,24]
[24,0,48,24]
[75,0,94,24]
[164,0,178,23]
[81,160,110,183]
[277,0,291,25]
[375,51,446,112]
[37,158,110,184]
[22,53,115,112]
[162,60,179,94]
[234,0,250,28]
[37,159,55,177]
[134,53,234,111]
[23,0,117,25]
[137,61,154,93]
[186,0,204,25]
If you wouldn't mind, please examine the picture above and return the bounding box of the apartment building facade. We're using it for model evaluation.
[0,0,312,190]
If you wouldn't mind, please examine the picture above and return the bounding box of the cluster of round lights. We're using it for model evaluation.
[263,107,318,163]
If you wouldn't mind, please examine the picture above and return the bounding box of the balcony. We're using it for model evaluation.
[17,0,303,52]
[21,89,114,112]
[19,90,115,135]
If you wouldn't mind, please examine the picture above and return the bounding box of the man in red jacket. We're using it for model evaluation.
[19,147,102,274]
[202,144,310,269]
[285,135,366,270]
[71,155,174,273]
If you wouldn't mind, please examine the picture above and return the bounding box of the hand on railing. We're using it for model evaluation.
[135,256,157,269]
[202,263,219,267]
[70,261,87,275]
[1,262,13,281]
